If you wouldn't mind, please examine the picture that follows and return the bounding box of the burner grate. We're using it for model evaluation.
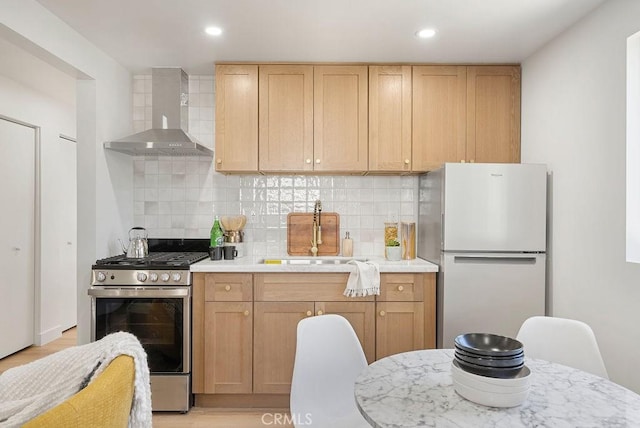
[95,251,208,268]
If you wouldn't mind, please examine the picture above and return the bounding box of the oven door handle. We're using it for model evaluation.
[88,287,190,298]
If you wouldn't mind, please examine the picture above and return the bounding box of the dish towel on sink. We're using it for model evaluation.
[344,260,380,297]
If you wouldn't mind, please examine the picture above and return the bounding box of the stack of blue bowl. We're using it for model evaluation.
[454,333,524,378]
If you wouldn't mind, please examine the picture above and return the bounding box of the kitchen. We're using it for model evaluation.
[1,0,640,421]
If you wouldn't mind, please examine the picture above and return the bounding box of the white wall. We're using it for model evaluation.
[1,0,134,345]
[521,0,640,392]
[0,37,77,344]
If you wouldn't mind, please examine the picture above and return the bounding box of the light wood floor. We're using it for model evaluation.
[0,328,292,427]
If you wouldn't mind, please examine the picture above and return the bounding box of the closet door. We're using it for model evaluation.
[0,117,35,358]
[56,135,77,330]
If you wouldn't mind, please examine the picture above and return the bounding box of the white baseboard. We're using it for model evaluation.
[36,325,62,346]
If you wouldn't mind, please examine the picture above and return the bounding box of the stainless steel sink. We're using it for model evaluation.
[261,257,367,265]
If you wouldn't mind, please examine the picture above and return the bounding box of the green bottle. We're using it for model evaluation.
[210,216,223,247]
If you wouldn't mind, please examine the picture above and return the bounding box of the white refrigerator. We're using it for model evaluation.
[418,163,547,348]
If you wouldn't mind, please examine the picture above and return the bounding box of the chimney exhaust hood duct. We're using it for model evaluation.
[104,67,213,156]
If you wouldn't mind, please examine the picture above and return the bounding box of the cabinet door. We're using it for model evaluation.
[254,302,313,394]
[466,65,521,163]
[259,65,314,172]
[316,302,376,363]
[314,65,368,172]
[214,64,258,172]
[203,302,253,393]
[376,302,424,360]
[412,66,467,171]
[369,65,412,172]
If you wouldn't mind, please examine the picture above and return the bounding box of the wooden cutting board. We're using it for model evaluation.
[287,212,340,256]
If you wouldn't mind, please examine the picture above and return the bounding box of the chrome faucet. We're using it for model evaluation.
[310,200,322,256]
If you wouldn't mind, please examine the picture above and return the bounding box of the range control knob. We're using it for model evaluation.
[137,272,148,282]
[171,273,182,282]
[149,272,159,282]
[96,271,107,282]
[160,273,170,282]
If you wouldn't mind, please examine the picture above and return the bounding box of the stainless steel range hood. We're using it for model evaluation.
[104,68,213,156]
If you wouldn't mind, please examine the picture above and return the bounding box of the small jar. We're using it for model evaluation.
[384,222,398,245]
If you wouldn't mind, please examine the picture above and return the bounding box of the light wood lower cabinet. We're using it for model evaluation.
[376,302,424,359]
[203,301,253,393]
[192,272,434,404]
[192,273,253,394]
[253,301,312,394]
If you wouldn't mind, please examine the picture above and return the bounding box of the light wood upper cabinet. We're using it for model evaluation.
[313,65,368,172]
[214,63,520,174]
[369,65,412,172]
[259,65,314,172]
[412,65,467,171]
[412,65,521,170]
[214,64,258,172]
[466,66,521,163]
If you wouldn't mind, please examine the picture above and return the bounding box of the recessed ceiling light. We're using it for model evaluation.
[205,26,223,36]
[416,28,437,39]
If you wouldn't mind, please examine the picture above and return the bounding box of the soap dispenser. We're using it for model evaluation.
[342,231,353,257]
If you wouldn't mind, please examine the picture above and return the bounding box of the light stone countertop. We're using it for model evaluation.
[190,256,438,273]
[355,349,640,428]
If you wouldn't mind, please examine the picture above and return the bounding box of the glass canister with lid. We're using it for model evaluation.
[384,222,398,246]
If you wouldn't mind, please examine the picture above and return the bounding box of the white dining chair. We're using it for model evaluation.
[516,316,609,379]
[290,314,370,428]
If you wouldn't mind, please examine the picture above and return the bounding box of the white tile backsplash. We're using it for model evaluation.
[132,73,420,257]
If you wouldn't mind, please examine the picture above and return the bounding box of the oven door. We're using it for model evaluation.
[89,287,190,374]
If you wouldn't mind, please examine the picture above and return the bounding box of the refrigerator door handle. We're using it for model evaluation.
[453,255,539,264]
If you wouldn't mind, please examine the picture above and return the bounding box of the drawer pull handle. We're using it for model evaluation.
[224,285,231,291]
[244,310,250,316]
[317,310,324,316]
[397,285,404,292]
[379,310,386,317]
[306,310,313,316]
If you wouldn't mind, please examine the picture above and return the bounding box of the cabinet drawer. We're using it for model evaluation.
[255,273,374,302]
[204,273,253,301]
[378,274,424,302]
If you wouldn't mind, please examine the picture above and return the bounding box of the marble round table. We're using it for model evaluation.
[354,349,640,428]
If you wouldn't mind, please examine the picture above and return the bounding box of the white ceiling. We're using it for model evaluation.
[35,0,608,75]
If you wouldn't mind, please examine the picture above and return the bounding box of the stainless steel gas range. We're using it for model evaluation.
[88,238,209,412]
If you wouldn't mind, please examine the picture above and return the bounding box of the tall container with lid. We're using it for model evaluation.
[401,222,416,259]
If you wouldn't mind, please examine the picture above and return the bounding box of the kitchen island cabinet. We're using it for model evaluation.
[191,268,435,408]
